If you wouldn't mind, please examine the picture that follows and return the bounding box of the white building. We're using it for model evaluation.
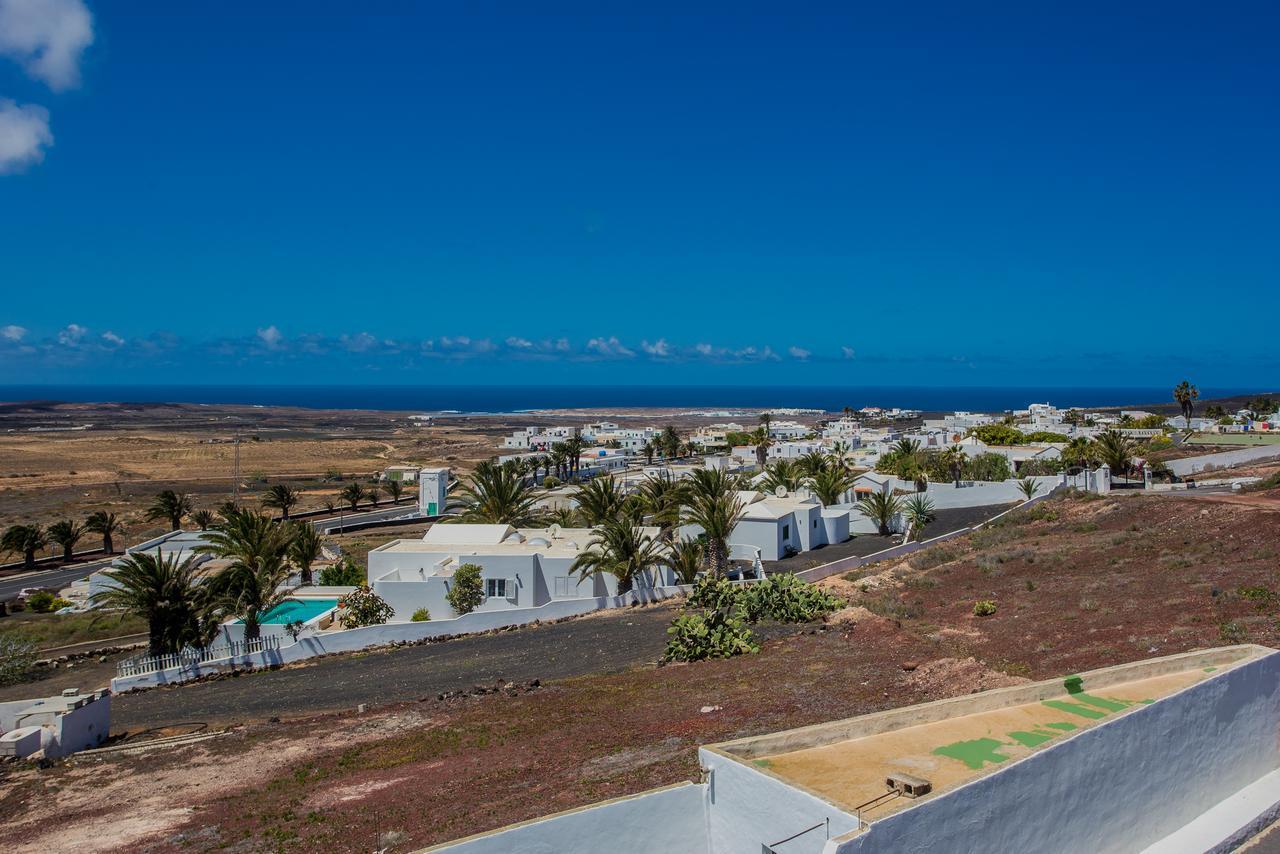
[368,523,673,621]
[767,421,810,440]
[0,688,110,760]
[680,490,849,563]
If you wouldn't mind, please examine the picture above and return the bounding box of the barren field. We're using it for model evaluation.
[1,489,1277,853]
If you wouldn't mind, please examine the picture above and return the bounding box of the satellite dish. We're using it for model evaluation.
[548,523,562,539]
[774,486,788,498]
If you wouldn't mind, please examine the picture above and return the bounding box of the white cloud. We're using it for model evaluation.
[439,335,471,350]
[100,330,124,346]
[1,324,26,341]
[56,322,86,346]
[0,0,94,91]
[505,336,533,350]
[788,346,811,360]
[0,99,52,174]
[256,325,283,349]
[585,336,635,358]
[340,331,377,352]
[553,338,570,352]
[841,346,856,359]
[641,338,671,357]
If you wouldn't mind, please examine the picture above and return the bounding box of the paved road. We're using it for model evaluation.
[112,605,811,732]
[0,558,111,600]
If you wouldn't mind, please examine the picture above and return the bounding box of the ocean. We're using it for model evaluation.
[0,385,1252,414]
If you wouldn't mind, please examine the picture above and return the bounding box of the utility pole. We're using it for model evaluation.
[232,426,242,507]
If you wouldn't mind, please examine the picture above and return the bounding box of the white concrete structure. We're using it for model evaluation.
[380,465,421,483]
[87,530,224,600]
[418,466,450,516]
[425,645,1280,854]
[680,490,849,563]
[368,523,672,620]
[0,689,110,759]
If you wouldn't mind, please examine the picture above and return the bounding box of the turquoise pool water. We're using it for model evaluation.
[246,598,338,625]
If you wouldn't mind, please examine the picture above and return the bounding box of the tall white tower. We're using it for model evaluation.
[418,467,450,516]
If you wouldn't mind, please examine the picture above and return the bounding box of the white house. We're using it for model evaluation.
[766,421,810,440]
[367,523,672,621]
[0,689,110,760]
[680,490,849,563]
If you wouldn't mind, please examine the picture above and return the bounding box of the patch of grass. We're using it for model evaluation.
[863,595,925,620]
[907,546,960,571]
[1219,621,1248,644]
[903,575,941,591]
[1073,522,1099,533]
[0,610,147,649]
[1078,598,1099,612]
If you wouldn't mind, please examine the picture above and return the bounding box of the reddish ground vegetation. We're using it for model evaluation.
[2,491,1277,853]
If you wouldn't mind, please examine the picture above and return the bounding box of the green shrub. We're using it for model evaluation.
[686,575,741,612]
[1219,620,1248,644]
[411,607,431,622]
[741,573,843,623]
[25,591,56,613]
[446,563,485,616]
[336,585,395,628]
[663,610,758,662]
[973,600,998,617]
[0,635,36,686]
[318,558,365,587]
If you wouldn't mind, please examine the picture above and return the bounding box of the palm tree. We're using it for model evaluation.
[941,445,967,487]
[857,491,902,536]
[903,494,936,541]
[760,459,804,495]
[751,425,772,469]
[661,425,681,462]
[682,468,746,576]
[570,517,666,595]
[2,524,48,569]
[338,482,366,511]
[190,509,217,531]
[796,450,830,478]
[573,476,628,526]
[85,511,124,554]
[451,462,542,525]
[385,479,405,504]
[563,433,586,481]
[635,472,689,537]
[1063,437,1097,475]
[47,519,85,563]
[809,467,855,506]
[287,520,323,585]
[642,441,655,466]
[147,490,192,531]
[549,446,569,482]
[261,484,301,520]
[1173,380,1199,426]
[90,551,209,656]
[368,484,382,507]
[197,508,294,641]
[1017,478,1042,500]
[664,537,705,585]
[1095,430,1135,478]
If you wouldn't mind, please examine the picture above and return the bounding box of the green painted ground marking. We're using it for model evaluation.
[1042,700,1108,719]
[1045,722,1077,731]
[1064,675,1085,694]
[1007,729,1057,748]
[1070,693,1130,713]
[933,738,1010,770]
[753,759,772,768]
[1204,667,1218,673]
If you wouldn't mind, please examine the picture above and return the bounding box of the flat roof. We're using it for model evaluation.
[706,646,1270,828]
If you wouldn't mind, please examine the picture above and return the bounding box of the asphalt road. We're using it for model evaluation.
[0,559,110,600]
[112,604,811,732]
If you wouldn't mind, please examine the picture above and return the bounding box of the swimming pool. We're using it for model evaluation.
[247,598,339,625]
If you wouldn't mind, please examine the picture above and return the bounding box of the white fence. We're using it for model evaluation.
[116,636,281,678]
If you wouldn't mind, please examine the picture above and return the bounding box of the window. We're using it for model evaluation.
[486,578,508,599]
[782,524,790,540]
[813,519,818,528]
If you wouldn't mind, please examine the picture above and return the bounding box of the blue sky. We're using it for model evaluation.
[0,1,1277,387]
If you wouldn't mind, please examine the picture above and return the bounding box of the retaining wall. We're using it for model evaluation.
[422,782,707,854]
[1167,445,1280,477]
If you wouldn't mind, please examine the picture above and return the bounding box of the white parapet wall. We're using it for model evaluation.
[827,647,1280,854]
[421,782,708,854]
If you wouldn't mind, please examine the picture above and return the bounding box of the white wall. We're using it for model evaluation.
[424,783,707,854]
[700,747,859,854]
[831,650,1280,854]
[1166,445,1280,477]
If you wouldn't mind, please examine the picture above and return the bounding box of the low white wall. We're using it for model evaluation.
[424,782,707,854]
[916,476,1057,509]
[701,747,858,854]
[112,586,686,692]
[832,650,1280,853]
[1167,444,1280,477]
